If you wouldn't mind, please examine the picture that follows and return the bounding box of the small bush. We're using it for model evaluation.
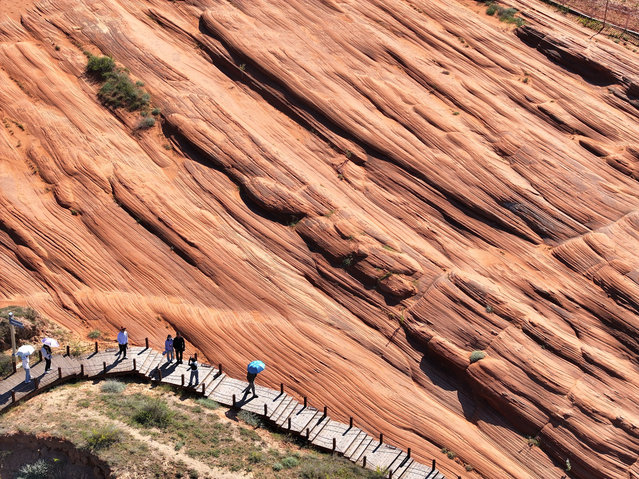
[281,456,299,468]
[101,380,126,394]
[151,108,161,116]
[0,353,12,377]
[16,459,50,479]
[137,117,156,129]
[132,397,175,428]
[85,424,122,450]
[98,71,150,111]
[469,350,486,363]
[86,55,115,79]
[527,436,540,447]
[88,329,101,339]
[195,398,219,410]
[238,410,262,428]
[272,462,284,471]
[446,450,457,459]
[299,456,386,478]
[486,3,498,15]
[248,451,264,463]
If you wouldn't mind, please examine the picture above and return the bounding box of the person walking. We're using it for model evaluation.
[243,361,265,398]
[173,332,185,364]
[164,335,174,363]
[41,344,52,373]
[187,356,199,387]
[116,326,128,360]
[22,355,31,384]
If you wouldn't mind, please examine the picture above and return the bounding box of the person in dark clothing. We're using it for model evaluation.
[173,332,185,364]
[243,371,257,398]
[41,344,52,373]
[187,356,199,387]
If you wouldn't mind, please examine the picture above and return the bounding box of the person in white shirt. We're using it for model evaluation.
[116,326,128,360]
[22,355,31,383]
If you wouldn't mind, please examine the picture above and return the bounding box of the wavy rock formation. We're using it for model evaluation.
[0,0,638,477]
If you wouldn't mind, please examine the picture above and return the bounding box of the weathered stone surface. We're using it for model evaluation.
[1,0,639,477]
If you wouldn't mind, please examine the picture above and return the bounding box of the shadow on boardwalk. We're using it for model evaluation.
[0,345,447,479]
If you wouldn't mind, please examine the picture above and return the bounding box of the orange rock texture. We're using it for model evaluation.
[1,0,639,477]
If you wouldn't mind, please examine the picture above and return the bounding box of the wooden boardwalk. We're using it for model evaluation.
[0,345,447,479]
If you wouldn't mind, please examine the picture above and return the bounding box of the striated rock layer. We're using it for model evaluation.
[0,0,638,477]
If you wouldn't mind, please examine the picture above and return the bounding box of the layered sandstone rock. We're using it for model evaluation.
[0,0,638,477]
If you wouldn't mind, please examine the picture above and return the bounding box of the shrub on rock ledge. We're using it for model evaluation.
[469,350,486,363]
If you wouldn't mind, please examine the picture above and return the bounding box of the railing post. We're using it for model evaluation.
[12,361,16,373]
[218,363,223,375]
[181,374,185,387]
[264,404,268,416]
[389,471,393,479]
[287,417,291,430]
[332,437,336,453]
[66,345,70,356]
[323,405,327,418]
[407,448,411,459]
[349,417,353,429]
[194,353,197,361]
[58,367,62,379]
[303,396,307,408]
[94,341,98,353]
[432,459,436,470]
[80,364,84,376]
[379,432,383,443]
[306,428,310,439]
[158,368,163,381]
[103,361,107,374]
[280,383,284,394]
[232,394,236,407]
[201,383,205,394]
[145,337,149,349]
[133,359,136,371]
[11,390,16,403]
[362,456,367,467]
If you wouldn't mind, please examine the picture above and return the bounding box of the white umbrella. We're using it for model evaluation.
[16,345,35,356]
[41,338,60,348]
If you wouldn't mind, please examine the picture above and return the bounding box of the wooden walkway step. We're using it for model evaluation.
[0,345,447,479]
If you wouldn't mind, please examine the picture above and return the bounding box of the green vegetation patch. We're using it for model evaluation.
[85,424,122,450]
[469,350,487,363]
[86,55,115,80]
[98,71,150,111]
[101,380,126,394]
[485,3,525,26]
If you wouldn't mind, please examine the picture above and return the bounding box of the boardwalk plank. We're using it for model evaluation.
[268,395,294,423]
[203,372,226,397]
[363,443,403,472]
[235,384,287,416]
[308,419,362,454]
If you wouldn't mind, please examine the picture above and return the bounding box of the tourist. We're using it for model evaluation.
[164,335,174,363]
[116,326,128,360]
[22,355,31,384]
[173,332,185,364]
[187,356,199,387]
[41,344,52,373]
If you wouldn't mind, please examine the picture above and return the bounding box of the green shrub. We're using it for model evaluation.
[86,55,115,79]
[238,410,262,428]
[281,456,299,468]
[299,455,387,478]
[132,397,175,428]
[486,3,498,15]
[151,108,161,116]
[88,329,101,339]
[195,398,220,410]
[469,350,486,363]
[248,451,264,463]
[272,462,284,471]
[101,380,126,394]
[98,71,150,111]
[85,424,122,450]
[16,459,50,479]
[0,353,12,377]
[137,117,156,129]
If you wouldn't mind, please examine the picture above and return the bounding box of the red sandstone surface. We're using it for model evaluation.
[0,0,638,477]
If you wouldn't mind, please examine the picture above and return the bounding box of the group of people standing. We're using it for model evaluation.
[163,333,198,386]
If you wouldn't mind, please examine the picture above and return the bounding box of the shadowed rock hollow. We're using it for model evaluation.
[0,0,638,477]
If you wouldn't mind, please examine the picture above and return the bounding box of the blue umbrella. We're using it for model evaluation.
[247,360,265,374]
